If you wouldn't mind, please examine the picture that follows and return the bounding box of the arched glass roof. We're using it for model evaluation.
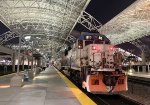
[98,0,150,45]
[0,0,91,55]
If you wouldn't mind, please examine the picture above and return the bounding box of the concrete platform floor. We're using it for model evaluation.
[0,67,81,105]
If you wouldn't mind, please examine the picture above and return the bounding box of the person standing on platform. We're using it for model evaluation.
[4,65,7,74]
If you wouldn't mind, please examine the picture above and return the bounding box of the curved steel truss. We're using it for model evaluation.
[0,31,17,45]
[0,0,91,56]
[98,0,150,45]
[78,11,102,31]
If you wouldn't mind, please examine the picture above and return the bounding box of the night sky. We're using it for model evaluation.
[0,21,9,35]
[74,0,136,32]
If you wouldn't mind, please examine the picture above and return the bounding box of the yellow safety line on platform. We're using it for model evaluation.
[0,73,16,78]
[55,68,96,105]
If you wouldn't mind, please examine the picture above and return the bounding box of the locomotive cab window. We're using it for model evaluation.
[85,40,93,46]
[94,40,104,44]
[94,36,104,44]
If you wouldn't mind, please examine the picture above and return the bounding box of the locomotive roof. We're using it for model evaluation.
[78,32,110,43]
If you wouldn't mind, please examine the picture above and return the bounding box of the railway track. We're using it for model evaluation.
[128,76,150,86]
[95,94,142,105]
[81,87,142,105]
[60,69,143,105]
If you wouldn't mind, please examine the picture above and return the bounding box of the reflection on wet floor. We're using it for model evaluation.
[0,67,81,105]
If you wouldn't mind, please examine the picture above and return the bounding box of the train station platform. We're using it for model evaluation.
[0,67,96,105]
[128,72,150,78]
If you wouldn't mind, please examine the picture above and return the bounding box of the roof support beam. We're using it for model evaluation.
[78,11,102,31]
[0,45,14,55]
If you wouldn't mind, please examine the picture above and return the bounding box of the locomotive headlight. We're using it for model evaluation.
[98,36,103,40]
[85,35,92,40]
[92,46,96,50]
[109,46,113,51]
[78,45,82,49]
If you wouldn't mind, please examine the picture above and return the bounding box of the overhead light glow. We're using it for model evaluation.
[36,37,41,39]
[99,0,150,45]
[0,0,91,54]
[25,36,31,41]
[36,49,40,51]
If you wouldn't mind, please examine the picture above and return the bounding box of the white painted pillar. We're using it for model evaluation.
[31,54,34,70]
[141,50,146,73]
[10,36,23,87]
[28,56,30,69]
[17,36,21,74]
[137,66,140,73]
[147,64,149,73]
[12,53,16,72]
[22,54,24,71]
[141,51,146,65]
[31,42,34,71]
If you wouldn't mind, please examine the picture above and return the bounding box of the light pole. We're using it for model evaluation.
[31,41,34,71]
[17,35,22,74]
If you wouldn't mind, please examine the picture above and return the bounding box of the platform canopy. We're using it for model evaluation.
[0,0,91,56]
[98,0,150,45]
